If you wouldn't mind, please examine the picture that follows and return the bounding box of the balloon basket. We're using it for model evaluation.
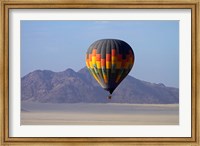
[108,95,112,99]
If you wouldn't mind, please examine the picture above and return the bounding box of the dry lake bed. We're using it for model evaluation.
[21,102,179,125]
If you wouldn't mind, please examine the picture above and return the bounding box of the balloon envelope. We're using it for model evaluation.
[85,39,135,94]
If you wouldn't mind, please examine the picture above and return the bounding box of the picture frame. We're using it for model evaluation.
[0,0,199,145]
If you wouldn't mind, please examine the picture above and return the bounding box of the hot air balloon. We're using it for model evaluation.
[85,39,135,99]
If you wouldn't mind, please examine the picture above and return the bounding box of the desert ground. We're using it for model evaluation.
[21,102,179,125]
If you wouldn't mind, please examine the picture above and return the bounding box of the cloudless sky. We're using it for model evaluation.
[21,20,179,88]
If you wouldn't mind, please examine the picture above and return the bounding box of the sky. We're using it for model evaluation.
[21,20,179,88]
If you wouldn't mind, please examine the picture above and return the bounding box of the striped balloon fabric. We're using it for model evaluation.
[86,39,134,94]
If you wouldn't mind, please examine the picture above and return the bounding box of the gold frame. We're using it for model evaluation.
[0,0,199,145]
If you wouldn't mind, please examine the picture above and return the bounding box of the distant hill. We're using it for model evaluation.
[21,67,179,104]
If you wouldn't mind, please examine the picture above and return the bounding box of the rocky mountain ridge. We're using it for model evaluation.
[21,67,179,103]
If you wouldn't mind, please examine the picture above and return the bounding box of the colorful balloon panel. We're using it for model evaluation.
[86,39,135,94]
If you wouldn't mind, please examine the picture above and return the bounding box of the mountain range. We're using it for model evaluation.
[21,67,179,104]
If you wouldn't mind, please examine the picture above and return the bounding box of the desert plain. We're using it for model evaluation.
[21,102,179,125]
